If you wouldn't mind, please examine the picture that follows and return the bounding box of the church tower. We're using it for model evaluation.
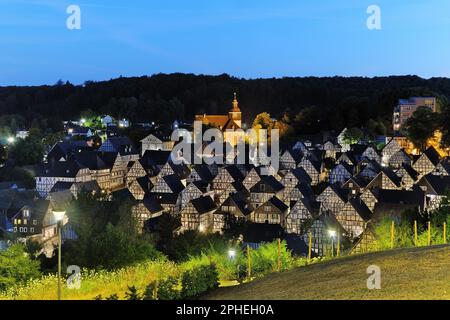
[228,92,242,128]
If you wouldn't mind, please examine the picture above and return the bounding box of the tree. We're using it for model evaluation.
[0,244,41,291]
[64,194,160,269]
[8,136,44,166]
[404,106,440,152]
[343,127,363,145]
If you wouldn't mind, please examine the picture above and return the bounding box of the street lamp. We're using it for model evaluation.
[53,210,66,300]
[328,229,336,257]
[7,136,15,144]
[228,249,236,259]
[198,224,205,233]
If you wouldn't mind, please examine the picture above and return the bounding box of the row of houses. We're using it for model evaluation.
[3,123,450,257]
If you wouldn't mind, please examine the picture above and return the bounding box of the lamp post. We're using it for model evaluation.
[328,229,336,257]
[53,210,66,301]
[228,249,236,259]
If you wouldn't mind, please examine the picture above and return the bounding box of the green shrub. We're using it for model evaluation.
[0,244,41,292]
[180,264,219,298]
[156,276,181,300]
[125,285,142,300]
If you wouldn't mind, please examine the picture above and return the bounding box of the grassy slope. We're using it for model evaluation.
[206,245,450,300]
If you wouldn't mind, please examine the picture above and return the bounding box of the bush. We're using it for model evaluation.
[143,277,181,300]
[156,276,181,300]
[0,244,41,292]
[125,285,142,300]
[249,241,294,276]
[180,264,219,299]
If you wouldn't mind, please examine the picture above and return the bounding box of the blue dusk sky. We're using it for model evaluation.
[1,0,450,85]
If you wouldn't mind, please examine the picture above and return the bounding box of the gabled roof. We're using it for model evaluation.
[374,187,425,209]
[190,196,217,215]
[191,164,214,182]
[224,165,245,182]
[220,192,253,216]
[50,181,73,192]
[250,175,284,193]
[290,167,312,184]
[419,174,450,196]
[39,161,85,178]
[435,159,450,175]
[136,176,153,193]
[397,163,419,181]
[266,196,289,212]
[381,167,402,187]
[347,198,372,221]
[420,146,441,166]
[141,150,172,167]
[142,194,165,214]
[168,161,191,179]
[189,180,210,193]
[162,174,185,194]
[72,151,110,170]
[284,149,303,163]
[149,192,179,205]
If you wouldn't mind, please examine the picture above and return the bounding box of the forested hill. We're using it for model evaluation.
[1,74,450,134]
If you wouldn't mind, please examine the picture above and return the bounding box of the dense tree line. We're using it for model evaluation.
[1,74,450,134]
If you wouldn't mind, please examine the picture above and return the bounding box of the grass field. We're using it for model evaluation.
[206,245,450,300]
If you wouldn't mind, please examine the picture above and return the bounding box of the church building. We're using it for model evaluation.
[195,93,243,145]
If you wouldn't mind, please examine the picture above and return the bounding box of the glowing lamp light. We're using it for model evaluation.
[228,249,236,259]
[7,137,15,144]
[198,224,205,233]
[53,210,66,222]
[328,229,337,238]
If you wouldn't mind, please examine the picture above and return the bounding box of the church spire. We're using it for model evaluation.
[231,92,240,111]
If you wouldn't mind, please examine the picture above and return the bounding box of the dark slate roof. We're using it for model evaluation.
[40,161,84,177]
[168,161,191,179]
[48,140,94,160]
[422,146,441,166]
[381,168,402,187]
[150,192,179,205]
[142,194,164,214]
[250,175,284,193]
[190,196,217,215]
[224,165,245,182]
[374,187,426,210]
[191,164,214,182]
[242,223,284,244]
[420,174,450,196]
[230,193,253,216]
[337,151,357,165]
[330,184,350,202]
[291,167,313,184]
[141,150,172,167]
[105,136,137,155]
[50,181,73,192]
[5,191,49,220]
[110,188,134,201]
[267,196,289,212]
[72,151,110,170]
[346,173,371,188]
[295,181,314,200]
[399,163,419,181]
[136,176,153,193]
[162,174,185,194]
[348,198,372,221]
[438,159,450,174]
[286,149,303,163]
[191,180,210,193]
